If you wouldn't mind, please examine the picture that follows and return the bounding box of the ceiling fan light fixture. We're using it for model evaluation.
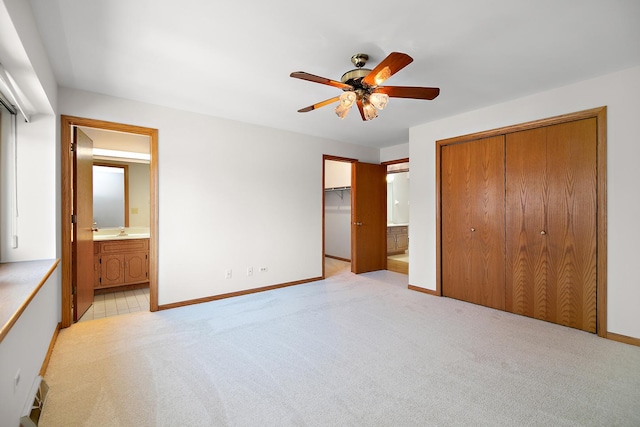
[369,93,389,110]
[339,91,357,108]
[290,52,440,122]
[335,103,352,119]
[362,101,378,121]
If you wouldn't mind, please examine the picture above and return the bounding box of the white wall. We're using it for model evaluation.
[0,268,60,426]
[380,142,408,163]
[59,88,379,305]
[1,3,64,424]
[409,65,640,340]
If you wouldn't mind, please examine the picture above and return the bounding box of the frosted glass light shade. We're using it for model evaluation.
[339,91,356,108]
[335,103,351,119]
[362,102,378,121]
[369,93,389,110]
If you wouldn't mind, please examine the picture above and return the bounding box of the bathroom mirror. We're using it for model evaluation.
[387,170,409,225]
[93,163,128,228]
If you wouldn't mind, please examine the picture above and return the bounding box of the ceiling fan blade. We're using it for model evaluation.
[290,72,354,90]
[361,52,413,87]
[356,99,367,121]
[297,96,340,113]
[375,86,440,100]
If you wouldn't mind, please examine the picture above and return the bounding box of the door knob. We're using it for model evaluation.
[470,227,476,232]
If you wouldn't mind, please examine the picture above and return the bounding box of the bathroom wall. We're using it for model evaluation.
[127,162,150,227]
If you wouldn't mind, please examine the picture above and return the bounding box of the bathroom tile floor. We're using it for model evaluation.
[78,287,150,322]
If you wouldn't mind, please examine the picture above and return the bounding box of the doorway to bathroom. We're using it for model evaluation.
[61,116,159,328]
[384,159,409,274]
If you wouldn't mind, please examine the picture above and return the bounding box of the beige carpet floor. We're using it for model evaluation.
[40,265,640,426]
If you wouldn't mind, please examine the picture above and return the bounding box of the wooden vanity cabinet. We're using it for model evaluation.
[94,239,149,290]
[387,226,408,255]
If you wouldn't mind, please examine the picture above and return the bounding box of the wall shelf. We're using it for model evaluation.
[324,186,351,200]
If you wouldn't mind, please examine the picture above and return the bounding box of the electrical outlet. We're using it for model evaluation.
[260,266,268,273]
[225,269,232,279]
[247,267,253,276]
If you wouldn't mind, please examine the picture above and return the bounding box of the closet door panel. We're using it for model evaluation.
[441,142,474,303]
[442,136,505,309]
[471,136,506,309]
[546,118,597,332]
[506,128,551,319]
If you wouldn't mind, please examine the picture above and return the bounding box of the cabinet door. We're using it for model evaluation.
[506,119,597,332]
[124,252,148,284]
[387,231,397,253]
[94,256,101,288]
[442,136,506,310]
[101,254,125,287]
[396,232,408,252]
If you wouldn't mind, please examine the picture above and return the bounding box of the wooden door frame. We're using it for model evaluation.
[435,106,607,337]
[61,115,159,328]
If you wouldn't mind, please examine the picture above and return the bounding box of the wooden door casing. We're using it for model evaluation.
[441,136,506,310]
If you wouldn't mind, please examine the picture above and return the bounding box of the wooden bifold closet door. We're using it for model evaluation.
[505,118,597,333]
[441,135,506,310]
[440,116,598,333]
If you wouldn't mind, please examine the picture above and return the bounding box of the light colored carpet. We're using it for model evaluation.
[40,264,640,426]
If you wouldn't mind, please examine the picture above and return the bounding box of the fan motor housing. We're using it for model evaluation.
[341,68,371,87]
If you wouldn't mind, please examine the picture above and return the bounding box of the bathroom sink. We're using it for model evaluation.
[93,232,150,241]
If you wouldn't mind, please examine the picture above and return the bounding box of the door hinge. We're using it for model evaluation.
[71,142,77,152]
[71,214,77,224]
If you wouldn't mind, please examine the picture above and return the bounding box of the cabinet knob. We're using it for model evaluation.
[354,222,363,226]
[540,230,546,235]
[470,227,476,232]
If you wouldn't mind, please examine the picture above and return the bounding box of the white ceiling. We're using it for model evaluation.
[28,0,640,149]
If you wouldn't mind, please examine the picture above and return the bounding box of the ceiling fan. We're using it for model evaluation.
[290,52,440,121]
